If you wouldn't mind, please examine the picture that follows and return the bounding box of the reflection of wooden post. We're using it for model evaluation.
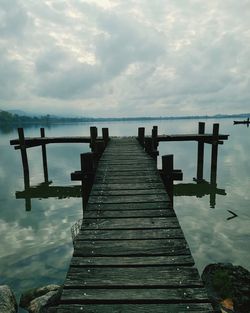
[25,198,31,212]
[18,128,30,189]
[162,154,174,206]
[81,153,94,210]
[138,127,145,147]
[210,123,219,185]
[40,128,49,183]
[102,128,109,146]
[196,122,205,182]
[90,126,98,151]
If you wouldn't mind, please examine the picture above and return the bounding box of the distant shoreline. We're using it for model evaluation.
[0,109,249,126]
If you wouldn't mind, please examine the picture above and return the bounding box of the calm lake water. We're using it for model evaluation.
[0,119,249,308]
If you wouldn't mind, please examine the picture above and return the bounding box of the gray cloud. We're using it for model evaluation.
[0,0,249,116]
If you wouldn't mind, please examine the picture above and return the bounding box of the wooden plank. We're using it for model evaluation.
[88,194,169,204]
[99,160,153,164]
[90,189,166,196]
[94,176,162,183]
[65,266,204,288]
[73,239,190,257]
[96,171,158,177]
[81,217,180,229]
[61,287,209,303]
[83,209,175,218]
[97,165,157,171]
[86,202,170,211]
[92,183,165,190]
[76,228,184,240]
[70,254,193,267]
[50,303,214,313]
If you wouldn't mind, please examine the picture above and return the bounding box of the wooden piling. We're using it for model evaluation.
[81,153,94,209]
[196,122,205,182]
[152,125,158,150]
[210,123,219,185]
[144,137,153,155]
[162,154,174,205]
[40,128,49,184]
[90,126,98,152]
[102,128,109,146]
[138,127,145,147]
[18,128,30,189]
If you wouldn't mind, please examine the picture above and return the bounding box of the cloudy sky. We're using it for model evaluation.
[0,0,249,117]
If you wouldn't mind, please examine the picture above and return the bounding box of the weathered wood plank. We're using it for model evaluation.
[92,183,165,190]
[50,303,214,313]
[97,165,157,171]
[77,228,184,240]
[94,176,162,183]
[88,194,169,204]
[70,254,193,267]
[73,239,190,256]
[65,266,203,288]
[61,287,209,303]
[86,202,170,211]
[95,170,159,177]
[83,209,174,218]
[90,189,166,196]
[81,217,179,229]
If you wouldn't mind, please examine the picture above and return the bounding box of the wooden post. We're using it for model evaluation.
[196,122,205,182]
[18,128,30,189]
[144,137,153,156]
[102,128,109,146]
[138,127,145,147]
[210,123,219,185]
[90,126,98,152]
[162,154,174,205]
[94,140,105,166]
[81,153,94,210]
[40,128,49,184]
[152,126,158,150]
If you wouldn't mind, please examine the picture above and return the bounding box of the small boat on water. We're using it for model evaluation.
[233,118,250,125]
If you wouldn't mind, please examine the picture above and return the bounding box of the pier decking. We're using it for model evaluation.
[51,138,213,312]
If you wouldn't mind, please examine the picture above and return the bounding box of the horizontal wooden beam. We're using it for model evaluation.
[10,136,91,147]
[155,133,229,142]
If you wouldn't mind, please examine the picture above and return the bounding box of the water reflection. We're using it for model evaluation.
[174,180,226,209]
[16,182,81,211]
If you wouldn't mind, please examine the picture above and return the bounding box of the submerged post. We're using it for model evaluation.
[102,128,109,146]
[162,154,174,206]
[40,128,49,184]
[81,153,94,209]
[196,122,205,182]
[210,123,219,185]
[138,127,145,147]
[90,126,98,152]
[18,128,30,189]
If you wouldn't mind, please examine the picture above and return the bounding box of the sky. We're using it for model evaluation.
[0,0,250,117]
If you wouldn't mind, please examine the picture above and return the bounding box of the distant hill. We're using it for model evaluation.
[0,109,249,125]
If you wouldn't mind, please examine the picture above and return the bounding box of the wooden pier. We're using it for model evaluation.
[47,137,213,312]
[10,123,230,312]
